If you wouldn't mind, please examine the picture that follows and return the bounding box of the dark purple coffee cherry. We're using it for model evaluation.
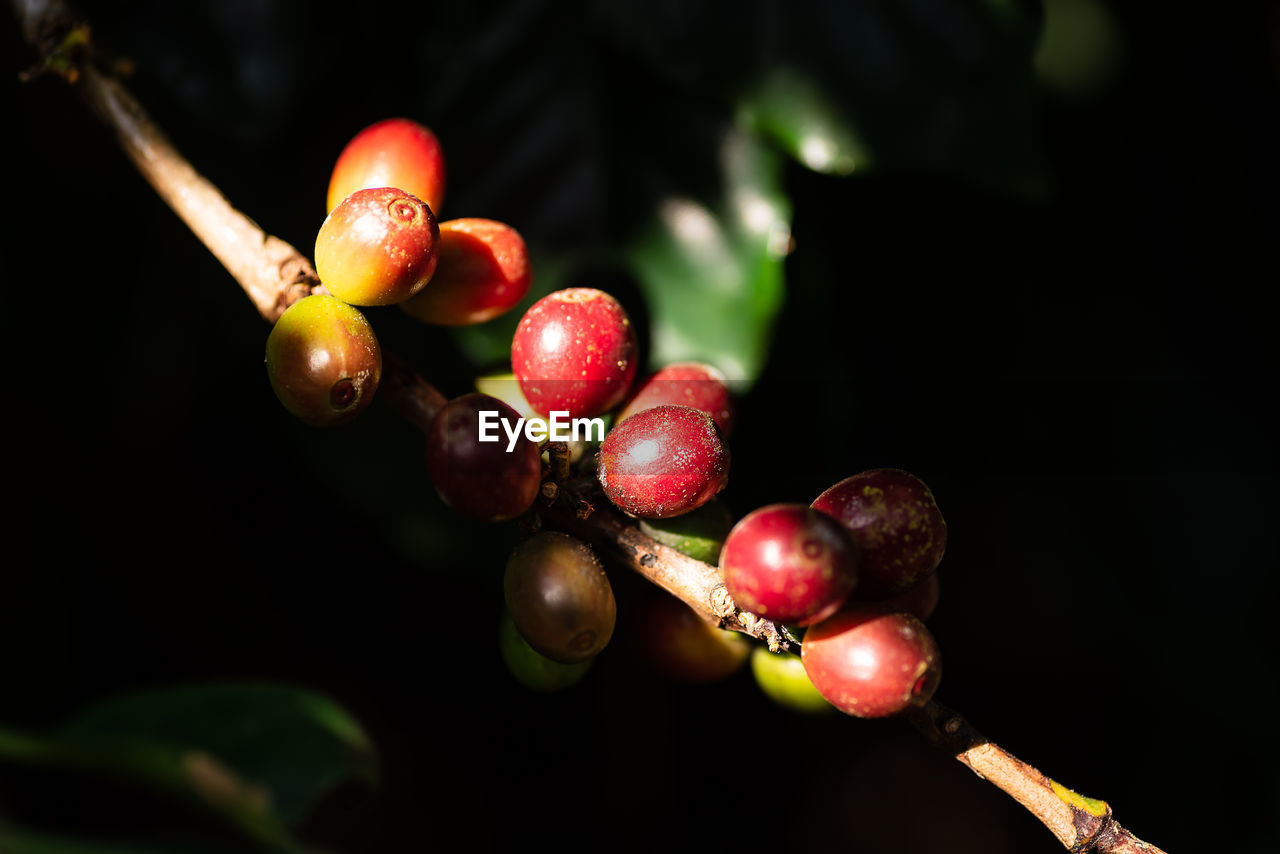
[812,468,947,598]
[425,393,542,522]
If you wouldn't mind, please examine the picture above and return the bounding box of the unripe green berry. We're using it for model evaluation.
[499,610,592,692]
[750,647,834,714]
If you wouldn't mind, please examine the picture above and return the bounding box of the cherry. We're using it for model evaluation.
[616,362,735,436]
[504,532,616,664]
[315,187,439,306]
[750,647,833,714]
[801,605,941,718]
[400,218,532,326]
[811,468,947,598]
[510,287,638,418]
[719,503,859,624]
[424,393,542,522]
[499,610,592,692]
[637,498,733,564]
[873,572,940,622]
[630,589,750,683]
[326,118,446,215]
[597,404,730,519]
[265,294,381,427]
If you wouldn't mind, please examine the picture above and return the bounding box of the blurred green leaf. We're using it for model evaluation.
[0,827,231,854]
[55,684,377,827]
[737,68,870,175]
[626,129,790,386]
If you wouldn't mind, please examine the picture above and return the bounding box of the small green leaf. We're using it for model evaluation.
[55,683,377,826]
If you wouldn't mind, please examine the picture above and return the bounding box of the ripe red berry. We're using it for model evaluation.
[630,589,750,683]
[504,532,616,664]
[265,295,381,427]
[315,187,439,306]
[510,288,638,418]
[811,468,947,598]
[597,404,729,519]
[400,218,532,326]
[719,504,859,624]
[616,362,735,437]
[801,605,941,718]
[424,393,542,522]
[327,118,446,214]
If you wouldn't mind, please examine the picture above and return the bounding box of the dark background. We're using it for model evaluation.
[3,1,1277,851]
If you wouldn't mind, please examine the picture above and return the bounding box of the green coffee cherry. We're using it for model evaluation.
[499,610,592,692]
[750,646,833,714]
[638,498,733,563]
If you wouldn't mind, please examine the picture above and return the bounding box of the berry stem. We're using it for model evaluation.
[907,700,1166,853]
[12,6,1166,851]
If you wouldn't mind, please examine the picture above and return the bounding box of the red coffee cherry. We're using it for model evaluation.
[616,362,735,437]
[720,504,859,624]
[630,589,750,683]
[327,117,446,214]
[424,393,542,522]
[315,187,439,306]
[265,294,381,427]
[511,288,638,418]
[801,605,941,718]
[811,468,947,598]
[504,532,616,664]
[400,218,532,326]
[597,404,729,519]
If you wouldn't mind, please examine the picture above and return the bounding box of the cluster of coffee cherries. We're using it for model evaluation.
[264,118,948,720]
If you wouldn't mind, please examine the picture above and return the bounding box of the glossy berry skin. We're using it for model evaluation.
[424,393,542,522]
[801,605,941,718]
[498,610,592,692]
[616,362,735,437]
[811,468,947,598]
[265,295,381,427]
[504,532,616,664]
[873,572,940,622]
[720,504,859,624]
[630,590,750,683]
[511,288,638,418]
[597,404,729,519]
[750,647,833,714]
[400,218,532,326]
[315,187,439,306]
[327,118,446,214]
